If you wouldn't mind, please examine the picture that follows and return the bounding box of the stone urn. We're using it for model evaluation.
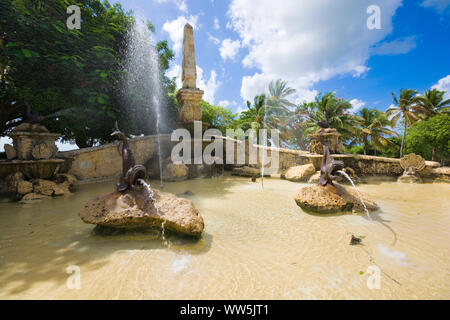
[1,123,64,179]
[8,123,59,160]
[308,128,342,154]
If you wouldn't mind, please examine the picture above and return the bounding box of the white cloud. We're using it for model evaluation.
[197,67,221,104]
[220,39,241,61]
[372,36,417,55]
[422,0,450,12]
[432,75,450,100]
[162,15,199,54]
[228,0,403,103]
[240,72,317,104]
[155,0,188,13]
[167,64,221,104]
[167,63,182,88]
[0,137,12,152]
[349,99,366,114]
[218,100,237,107]
[208,33,221,45]
[214,17,220,30]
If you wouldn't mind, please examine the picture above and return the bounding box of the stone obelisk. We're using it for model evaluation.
[177,24,208,133]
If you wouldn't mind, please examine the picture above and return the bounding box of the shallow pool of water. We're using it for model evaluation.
[0,176,449,299]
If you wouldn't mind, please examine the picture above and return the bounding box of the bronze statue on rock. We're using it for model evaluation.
[111,121,146,192]
[319,141,344,187]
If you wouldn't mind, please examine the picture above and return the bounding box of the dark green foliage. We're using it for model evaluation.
[200,100,237,135]
[405,114,450,163]
[0,0,175,147]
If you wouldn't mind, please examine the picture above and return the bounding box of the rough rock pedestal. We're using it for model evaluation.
[294,183,378,214]
[79,188,204,237]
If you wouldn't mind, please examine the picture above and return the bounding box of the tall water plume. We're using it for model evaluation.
[120,19,166,186]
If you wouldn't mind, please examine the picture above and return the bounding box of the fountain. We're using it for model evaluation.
[294,118,378,214]
[0,122,65,180]
[78,122,204,237]
[121,19,169,187]
[0,108,76,202]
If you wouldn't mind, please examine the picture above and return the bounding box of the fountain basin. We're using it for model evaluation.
[0,159,65,179]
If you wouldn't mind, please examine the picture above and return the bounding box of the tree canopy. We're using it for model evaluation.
[0,0,175,147]
[405,114,450,164]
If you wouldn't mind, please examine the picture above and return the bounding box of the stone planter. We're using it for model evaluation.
[9,131,60,160]
[0,159,65,179]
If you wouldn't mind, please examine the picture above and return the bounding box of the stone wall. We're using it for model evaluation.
[59,135,173,182]
[58,134,440,182]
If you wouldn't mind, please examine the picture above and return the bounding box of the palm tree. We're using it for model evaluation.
[386,89,420,158]
[266,79,296,113]
[350,108,397,155]
[297,92,357,141]
[264,79,296,138]
[238,94,268,143]
[414,88,450,117]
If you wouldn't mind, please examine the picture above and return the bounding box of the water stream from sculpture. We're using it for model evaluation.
[122,19,166,187]
[139,179,168,245]
[260,104,268,189]
[338,170,372,221]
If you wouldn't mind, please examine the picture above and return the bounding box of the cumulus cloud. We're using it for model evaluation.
[422,0,450,12]
[240,73,318,104]
[371,36,418,55]
[155,0,188,13]
[197,67,221,104]
[227,0,403,103]
[162,15,199,54]
[349,99,366,114]
[220,39,241,61]
[218,100,238,108]
[167,63,182,88]
[166,64,221,104]
[208,33,221,45]
[214,17,220,30]
[432,74,450,100]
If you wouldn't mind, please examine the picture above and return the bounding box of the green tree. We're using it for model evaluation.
[404,114,450,164]
[350,108,396,155]
[239,94,267,130]
[200,100,237,135]
[0,0,174,147]
[296,92,356,142]
[386,89,420,157]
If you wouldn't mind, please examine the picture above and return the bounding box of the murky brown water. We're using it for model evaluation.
[0,176,449,299]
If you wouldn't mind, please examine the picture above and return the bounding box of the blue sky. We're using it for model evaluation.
[113,0,450,115]
[2,0,449,152]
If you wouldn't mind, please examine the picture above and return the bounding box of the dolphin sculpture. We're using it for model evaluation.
[317,109,330,129]
[25,101,45,123]
[318,137,344,187]
[111,121,147,192]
